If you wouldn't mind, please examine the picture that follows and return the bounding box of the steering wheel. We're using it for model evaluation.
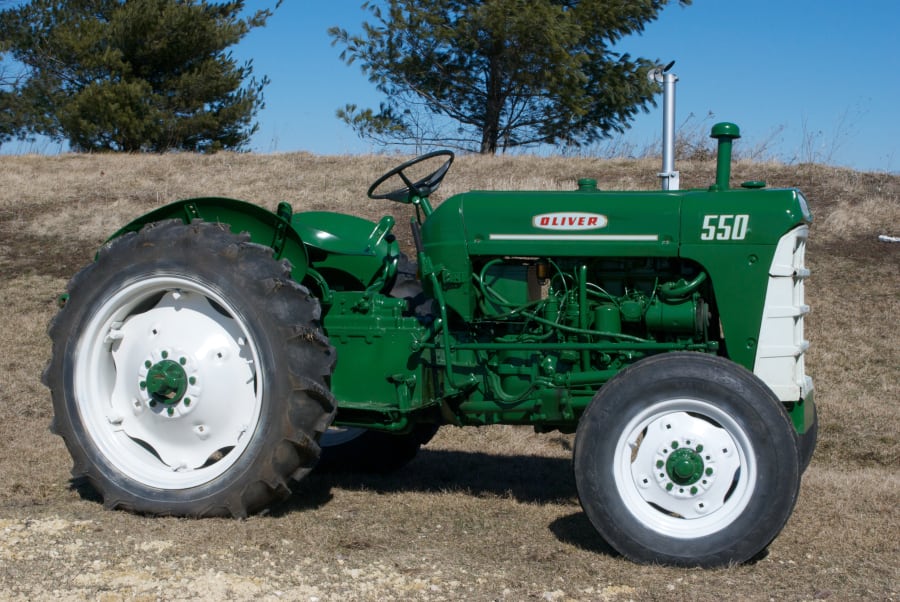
[367,150,455,203]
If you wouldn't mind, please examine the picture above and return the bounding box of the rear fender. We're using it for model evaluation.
[109,197,309,280]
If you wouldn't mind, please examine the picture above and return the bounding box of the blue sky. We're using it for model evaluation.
[233,0,899,173]
[4,1,897,172]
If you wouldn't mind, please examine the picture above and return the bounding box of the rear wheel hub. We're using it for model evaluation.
[145,359,188,405]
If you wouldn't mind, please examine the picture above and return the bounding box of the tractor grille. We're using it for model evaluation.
[753,225,813,401]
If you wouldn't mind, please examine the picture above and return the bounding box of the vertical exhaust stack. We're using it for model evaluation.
[651,61,679,191]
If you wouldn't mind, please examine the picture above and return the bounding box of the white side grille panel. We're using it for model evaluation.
[754,226,813,401]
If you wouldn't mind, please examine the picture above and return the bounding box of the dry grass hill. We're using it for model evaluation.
[0,151,897,600]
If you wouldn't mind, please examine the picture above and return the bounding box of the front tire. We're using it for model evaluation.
[573,352,800,567]
[44,220,336,517]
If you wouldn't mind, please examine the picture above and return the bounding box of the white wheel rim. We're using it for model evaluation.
[613,398,756,539]
[74,275,263,489]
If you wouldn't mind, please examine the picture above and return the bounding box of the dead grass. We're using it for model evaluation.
[0,152,897,600]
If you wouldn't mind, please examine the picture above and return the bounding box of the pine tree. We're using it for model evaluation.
[0,0,276,152]
[331,0,689,154]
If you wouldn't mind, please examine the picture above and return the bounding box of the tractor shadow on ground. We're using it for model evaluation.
[282,448,578,508]
[547,512,620,557]
[64,449,617,556]
[69,477,103,504]
[273,447,618,557]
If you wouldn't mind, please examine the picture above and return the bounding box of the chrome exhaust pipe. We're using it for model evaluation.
[651,61,679,191]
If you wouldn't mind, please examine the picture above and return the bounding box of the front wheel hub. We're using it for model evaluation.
[666,446,705,486]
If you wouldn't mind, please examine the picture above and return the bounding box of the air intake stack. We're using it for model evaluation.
[710,122,741,190]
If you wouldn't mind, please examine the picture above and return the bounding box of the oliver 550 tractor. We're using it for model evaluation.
[44,73,815,567]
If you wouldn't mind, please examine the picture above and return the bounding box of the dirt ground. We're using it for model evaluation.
[0,153,897,601]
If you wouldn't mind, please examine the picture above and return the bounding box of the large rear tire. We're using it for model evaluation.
[573,352,800,567]
[44,220,336,517]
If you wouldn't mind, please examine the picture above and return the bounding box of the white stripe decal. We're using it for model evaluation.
[488,233,659,242]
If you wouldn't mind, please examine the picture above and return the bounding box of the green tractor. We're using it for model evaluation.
[44,73,815,568]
